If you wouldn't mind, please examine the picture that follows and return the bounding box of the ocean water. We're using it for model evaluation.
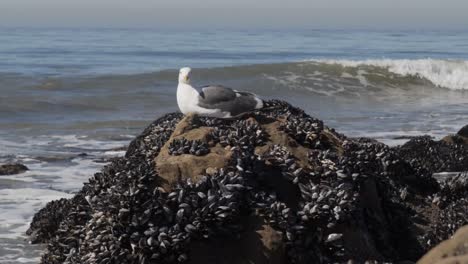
[1,28,468,263]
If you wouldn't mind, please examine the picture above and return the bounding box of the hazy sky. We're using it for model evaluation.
[1,0,467,29]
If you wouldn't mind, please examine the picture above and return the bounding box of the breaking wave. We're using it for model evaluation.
[310,59,468,90]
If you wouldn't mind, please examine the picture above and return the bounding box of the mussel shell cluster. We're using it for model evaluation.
[209,119,268,149]
[27,101,468,264]
[168,138,210,156]
[423,172,468,248]
[399,136,468,173]
[279,115,325,148]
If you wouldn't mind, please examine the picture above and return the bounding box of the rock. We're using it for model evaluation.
[188,214,286,264]
[155,114,233,190]
[418,225,468,264]
[26,100,468,264]
[442,135,468,146]
[0,163,28,175]
[458,125,468,137]
[26,194,89,244]
[441,124,468,146]
[400,136,468,174]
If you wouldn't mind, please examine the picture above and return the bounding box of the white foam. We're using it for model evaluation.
[264,72,348,97]
[0,134,130,158]
[47,134,127,150]
[15,257,41,263]
[0,188,73,239]
[0,132,130,262]
[356,69,369,87]
[104,150,127,156]
[311,58,468,90]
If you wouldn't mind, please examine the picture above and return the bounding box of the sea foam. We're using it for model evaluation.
[0,188,73,239]
[312,59,468,90]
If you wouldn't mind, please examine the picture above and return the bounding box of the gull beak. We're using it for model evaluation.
[185,75,189,82]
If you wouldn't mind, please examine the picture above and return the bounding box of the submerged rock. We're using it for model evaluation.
[0,163,28,175]
[27,100,468,264]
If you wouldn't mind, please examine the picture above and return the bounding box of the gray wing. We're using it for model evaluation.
[197,85,261,116]
[198,85,237,105]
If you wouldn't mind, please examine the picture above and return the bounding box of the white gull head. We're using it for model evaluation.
[178,67,191,84]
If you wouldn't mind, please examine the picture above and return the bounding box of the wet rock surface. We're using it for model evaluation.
[27,100,468,264]
[0,163,28,175]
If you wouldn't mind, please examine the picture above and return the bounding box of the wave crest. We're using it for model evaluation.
[311,59,468,90]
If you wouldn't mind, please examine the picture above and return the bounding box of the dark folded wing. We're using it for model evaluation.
[198,85,237,105]
[197,85,259,116]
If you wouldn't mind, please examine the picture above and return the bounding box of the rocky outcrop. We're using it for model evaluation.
[442,125,468,146]
[458,125,468,138]
[0,163,28,175]
[155,114,234,191]
[400,136,468,176]
[27,100,468,264]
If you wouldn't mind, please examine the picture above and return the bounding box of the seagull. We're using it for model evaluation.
[177,67,263,118]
